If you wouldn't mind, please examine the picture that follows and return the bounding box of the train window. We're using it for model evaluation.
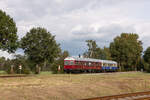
[86,62,89,66]
[70,61,74,65]
[97,63,99,66]
[96,62,99,66]
[89,62,91,66]
[80,62,83,65]
[75,61,78,65]
[103,63,106,66]
[91,62,94,66]
[100,63,102,66]
[81,62,84,65]
[78,61,80,65]
[96,63,98,66]
[64,61,69,65]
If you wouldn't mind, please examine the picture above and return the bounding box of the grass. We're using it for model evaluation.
[0,72,150,100]
[39,71,53,75]
[0,70,7,74]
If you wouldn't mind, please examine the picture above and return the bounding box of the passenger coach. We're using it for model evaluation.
[64,57,118,73]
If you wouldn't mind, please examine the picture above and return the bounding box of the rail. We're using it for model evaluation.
[80,91,150,100]
[0,74,29,78]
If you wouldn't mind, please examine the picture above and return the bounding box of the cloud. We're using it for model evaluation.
[0,50,15,59]
[71,24,136,42]
[0,0,150,56]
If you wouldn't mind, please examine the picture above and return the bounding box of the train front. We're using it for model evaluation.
[64,57,75,73]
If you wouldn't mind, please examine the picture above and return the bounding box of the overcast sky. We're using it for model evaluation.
[0,0,150,58]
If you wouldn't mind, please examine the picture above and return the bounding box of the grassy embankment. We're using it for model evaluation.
[0,72,150,100]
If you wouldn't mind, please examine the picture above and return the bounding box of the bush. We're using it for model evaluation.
[51,63,64,74]
[4,58,31,74]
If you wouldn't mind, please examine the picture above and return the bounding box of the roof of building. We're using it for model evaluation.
[64,57,117,64]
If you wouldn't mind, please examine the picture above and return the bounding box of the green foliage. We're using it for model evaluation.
[0,10,18,53]
[20,27,61,74]
[83,40,112,60]
[143,47,150,63]
[143,47,150,72]
[51,50,69,74]
[84,40,98,58]
[4,55,31,74]
[110,33,143,71]
[0,57,6,70]
[103,47,112,60]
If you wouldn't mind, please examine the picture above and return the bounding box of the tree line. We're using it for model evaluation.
[0,9,150,74]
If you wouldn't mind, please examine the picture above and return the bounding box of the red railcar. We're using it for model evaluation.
[64,57,102,73]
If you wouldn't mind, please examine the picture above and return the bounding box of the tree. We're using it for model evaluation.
[51,50,69,73]
[143,47,150,72]
[143,47,150,63]
[0,57,6,70]
[0,10,18,53]
[20,27,61,74]
[83,40,112,60]
[110,33,143,71]
[83,40,99,58]
[102,47,112,60]
[7,55,31,74]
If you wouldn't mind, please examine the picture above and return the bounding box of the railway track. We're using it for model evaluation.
[0,74,29,78]
[80,91,150,100]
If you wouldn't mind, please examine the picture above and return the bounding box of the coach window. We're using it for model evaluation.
[78,61,80,65]
[89,62,91,66]
[110,64,113,67]
[100,63,102,66]
[75,61,78,65]
[103,63,106,66]
[84,62,86,66]
[81,62,83,65]
[95,62,97,66]
[96,62,99,66]
[70,61,74,65]
[86,62,89,66]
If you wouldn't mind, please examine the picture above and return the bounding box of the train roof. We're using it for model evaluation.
[64,57,117,64]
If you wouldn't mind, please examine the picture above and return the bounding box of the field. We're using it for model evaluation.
[0,72,150,100]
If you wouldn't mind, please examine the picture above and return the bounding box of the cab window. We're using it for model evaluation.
[64,61,69,65]
[70,61,74,65]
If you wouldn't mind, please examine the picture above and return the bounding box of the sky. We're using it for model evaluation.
[0,0,150,58]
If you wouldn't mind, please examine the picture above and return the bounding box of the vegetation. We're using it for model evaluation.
[0,72,150,100]
[83,40,112,60]
[51,50,69,74]
[0,9,150,73]
[0,10,18,53]
[110,33,143,71]
[143,47,150,72]
[20,27,61,74]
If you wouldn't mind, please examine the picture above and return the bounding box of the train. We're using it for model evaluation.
[64,57,118,73]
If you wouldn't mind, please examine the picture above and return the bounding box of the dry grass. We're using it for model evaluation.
[0,72,150,100]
